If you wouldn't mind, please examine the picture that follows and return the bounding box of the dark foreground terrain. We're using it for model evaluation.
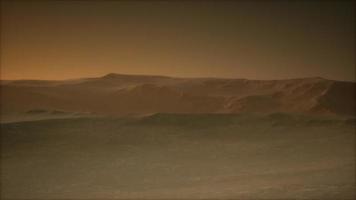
[1,113,355,199]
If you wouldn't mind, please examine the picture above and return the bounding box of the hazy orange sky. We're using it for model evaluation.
[1,1,355,81]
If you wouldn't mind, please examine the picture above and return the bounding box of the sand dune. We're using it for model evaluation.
[1,74,355,199]
[1,74,355,121]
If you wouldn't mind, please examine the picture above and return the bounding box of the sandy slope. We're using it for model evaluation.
[1,74,355,120]
[1,114,355,199]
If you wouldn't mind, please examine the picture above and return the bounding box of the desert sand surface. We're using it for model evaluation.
[1,74,355,199]
[1,113,355,199]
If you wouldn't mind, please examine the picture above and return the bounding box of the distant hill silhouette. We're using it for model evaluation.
[1,73,355,117]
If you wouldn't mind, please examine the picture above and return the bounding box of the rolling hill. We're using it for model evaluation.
[1,74,354,120]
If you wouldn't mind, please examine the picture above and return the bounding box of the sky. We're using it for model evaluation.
[1,0,355,81]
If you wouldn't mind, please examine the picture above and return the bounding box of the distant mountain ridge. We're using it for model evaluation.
[1,73,355,117]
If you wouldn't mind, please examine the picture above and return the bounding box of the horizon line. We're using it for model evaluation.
[0,72,355,82]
